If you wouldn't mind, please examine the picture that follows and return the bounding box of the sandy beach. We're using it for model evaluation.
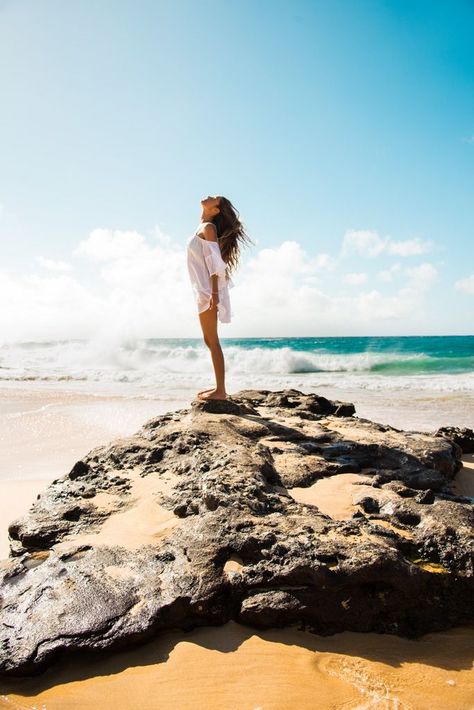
[0,455,473,709]
[1,620,473,710]
[0,386,188,481]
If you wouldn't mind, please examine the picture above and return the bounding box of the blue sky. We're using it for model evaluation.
[0,0,473,339]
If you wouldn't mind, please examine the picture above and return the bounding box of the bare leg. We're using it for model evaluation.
[197,302,227,400]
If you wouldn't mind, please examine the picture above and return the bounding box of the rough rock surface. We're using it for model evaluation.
[434,425,474,454]
[0,389,473,677]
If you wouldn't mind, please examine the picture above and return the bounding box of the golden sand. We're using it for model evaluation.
[0,468,180,560]
[52,468,181,556]
[0,621,473,710]
[289,471,376,520]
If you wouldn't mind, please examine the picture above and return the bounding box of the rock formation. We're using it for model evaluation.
[0,389,473,677]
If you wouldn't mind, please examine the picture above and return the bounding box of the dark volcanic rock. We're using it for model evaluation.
[434,426,474,454]
[0,388,473,678]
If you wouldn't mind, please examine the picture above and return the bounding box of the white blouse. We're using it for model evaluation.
[186,223,235,323]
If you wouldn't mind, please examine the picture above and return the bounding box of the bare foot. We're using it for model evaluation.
[198,388,228,401]
[197,387,215,396]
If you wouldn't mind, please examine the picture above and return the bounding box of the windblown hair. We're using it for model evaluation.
[211,196,254,279]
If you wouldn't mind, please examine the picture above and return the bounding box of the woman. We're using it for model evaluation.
[186,195,252,401]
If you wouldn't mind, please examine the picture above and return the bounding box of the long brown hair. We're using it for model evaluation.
[212,196,254,279]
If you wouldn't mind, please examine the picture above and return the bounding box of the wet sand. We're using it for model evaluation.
[0,386,188,480]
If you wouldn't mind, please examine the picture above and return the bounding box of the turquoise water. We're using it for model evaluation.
[0,335,473,383]
[1,335,473,432]
[121,335,473,377]
[211,335,474,375]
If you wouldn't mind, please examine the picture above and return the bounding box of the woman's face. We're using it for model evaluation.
[201,195,221,216]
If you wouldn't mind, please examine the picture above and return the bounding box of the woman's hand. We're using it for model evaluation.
[210,291,219,310]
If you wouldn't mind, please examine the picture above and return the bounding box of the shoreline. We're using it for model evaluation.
[0,386,189,480]
[0,385,473,484]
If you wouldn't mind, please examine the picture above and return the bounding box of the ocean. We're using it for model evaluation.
[1,334,474,387]
[0,335,473,480]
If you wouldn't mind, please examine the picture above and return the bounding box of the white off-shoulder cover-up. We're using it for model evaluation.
[186,223,235,323]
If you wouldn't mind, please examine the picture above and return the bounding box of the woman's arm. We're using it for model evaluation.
[202,222,223,301]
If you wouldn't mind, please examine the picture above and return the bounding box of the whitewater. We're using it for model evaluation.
[0,335,473,393]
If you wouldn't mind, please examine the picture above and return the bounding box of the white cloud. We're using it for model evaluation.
[376,263,402,282]
[0,228,442,342]
[73,228,147,262]
[350,289,414,320]
[342,229,387,257]
[235,243,439,334]
[312,253,337,270]
[0,228,189,342]
[343,272,367,285]
[152,224,174,247]
[35,256,73,272]
[246,241,314,276]
[386,239,433,256]
[377,262,436,289]
[455,273,474,295]
[0,270,102,342]
[403,262,438,290]
[342,229,433,258]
